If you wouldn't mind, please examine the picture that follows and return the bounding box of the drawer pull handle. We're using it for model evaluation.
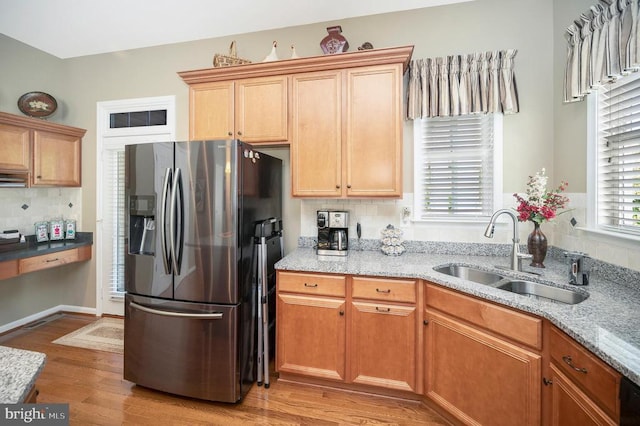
[304,283,318,288]
[562,355,588,374]
[376,288,391,293]
[45,258,60,263]
[375,307,391,312]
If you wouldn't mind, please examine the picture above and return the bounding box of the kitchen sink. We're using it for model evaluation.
[496,280,588,305]
[433,264,504,285]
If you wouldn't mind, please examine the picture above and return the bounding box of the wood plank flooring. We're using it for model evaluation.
[0,314,450,425]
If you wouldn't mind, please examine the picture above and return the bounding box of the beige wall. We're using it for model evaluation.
[1,0,637,326]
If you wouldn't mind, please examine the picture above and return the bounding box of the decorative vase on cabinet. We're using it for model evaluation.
[320,26,349,54]
[527,222,547,268]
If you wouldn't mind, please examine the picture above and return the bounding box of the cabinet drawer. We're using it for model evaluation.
[0,259,19,280]
[278,271,345,297]
[19,247,89,274]
[426,283,542,349]
[550,326,620,419]
[352,276,416,303]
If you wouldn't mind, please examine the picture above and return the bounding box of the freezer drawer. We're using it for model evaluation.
[124,294,248,403]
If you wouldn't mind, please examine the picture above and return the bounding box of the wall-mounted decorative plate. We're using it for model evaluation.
[17,91,58,118]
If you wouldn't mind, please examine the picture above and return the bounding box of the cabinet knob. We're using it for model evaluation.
[335,184,340,189]
[228,132,233,136]
[237,131,243,136]
[423,320,429,325]
[339,310,344,316]
[347,184,352,188]
[543,377,553,386]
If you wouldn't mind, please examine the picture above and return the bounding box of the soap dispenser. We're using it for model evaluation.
[564,251,590,285]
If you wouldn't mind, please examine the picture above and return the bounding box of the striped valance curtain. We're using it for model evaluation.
[564,0,640,102]
[406,49,519,119]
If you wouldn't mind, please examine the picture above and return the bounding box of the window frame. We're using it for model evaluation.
[412,113,503,223]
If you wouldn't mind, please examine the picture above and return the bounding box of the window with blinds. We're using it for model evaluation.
[104,149,126,297]
[596,73,640,236]
[413,114,501,221]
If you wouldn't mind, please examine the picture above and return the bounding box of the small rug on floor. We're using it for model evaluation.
[53,317,123,354]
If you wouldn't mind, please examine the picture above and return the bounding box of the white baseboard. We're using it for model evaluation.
[0,305,98,334]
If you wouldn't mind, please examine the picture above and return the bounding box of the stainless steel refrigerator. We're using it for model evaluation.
[123,140,282,403]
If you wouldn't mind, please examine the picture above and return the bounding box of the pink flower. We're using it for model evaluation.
[513,170,569,224]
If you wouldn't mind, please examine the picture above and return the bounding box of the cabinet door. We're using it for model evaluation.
[277,293,346,381]
[345,64,403,197]
[549,364,617,426]
[425,310,542,426]
[235,76,288,143]
[291,71,342,197]
[32,130,81,186]
[190,81,234,140]
[0,123,30,171]
[350,301,417,392]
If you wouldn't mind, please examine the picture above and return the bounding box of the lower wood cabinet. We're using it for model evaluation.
[276,272,628,426]
[548,364,617,426]
[276,272,347,381]
[0,259,19,280]
[544,324,620,425]
[19,246,92,274]
[0,246,92,281]
[424,309,542,426]
[277,292,346,381]
[276,272,419,393]
[349,276,419,393]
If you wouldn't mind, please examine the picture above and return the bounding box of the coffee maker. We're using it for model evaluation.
[317,210,349,256]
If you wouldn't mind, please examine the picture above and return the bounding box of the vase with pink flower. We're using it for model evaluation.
[513,168,569,268]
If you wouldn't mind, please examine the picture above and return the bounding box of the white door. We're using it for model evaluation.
[96,96,175,316]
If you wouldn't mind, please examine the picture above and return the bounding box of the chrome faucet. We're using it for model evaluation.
[484,209,532,271]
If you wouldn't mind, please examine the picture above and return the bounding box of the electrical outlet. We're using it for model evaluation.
[401,207,411,225]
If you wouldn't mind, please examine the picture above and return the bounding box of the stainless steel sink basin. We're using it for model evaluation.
[496,280,588,305]
[434,265,504,285]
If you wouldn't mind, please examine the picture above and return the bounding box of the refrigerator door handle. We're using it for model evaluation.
[160,167,173,274]
[170,167,185,275]
[130,301,224,319]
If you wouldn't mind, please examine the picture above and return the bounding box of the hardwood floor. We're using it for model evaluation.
[1,314,450,425]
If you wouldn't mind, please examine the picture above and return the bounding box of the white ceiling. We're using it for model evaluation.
[0,0,469,59]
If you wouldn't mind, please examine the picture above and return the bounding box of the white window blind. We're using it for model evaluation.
[414,114,500,221]
[105,148,126,297]
[597,73,640,236]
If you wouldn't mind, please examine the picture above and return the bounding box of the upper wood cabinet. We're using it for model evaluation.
[0,112,85,187]
[32,129,82,186]
[179,45,413,197]
[290,64,404,198]
[290,70,342,197]
[0,122,30,172]
[189,76,288,144]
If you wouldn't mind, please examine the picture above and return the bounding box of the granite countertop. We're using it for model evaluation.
[0,346,46,403]
[0,232,93,262]
[276,243,640,387]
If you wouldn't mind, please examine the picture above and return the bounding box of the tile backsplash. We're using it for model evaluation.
[300,192,640,272]
[0,188,82,236]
